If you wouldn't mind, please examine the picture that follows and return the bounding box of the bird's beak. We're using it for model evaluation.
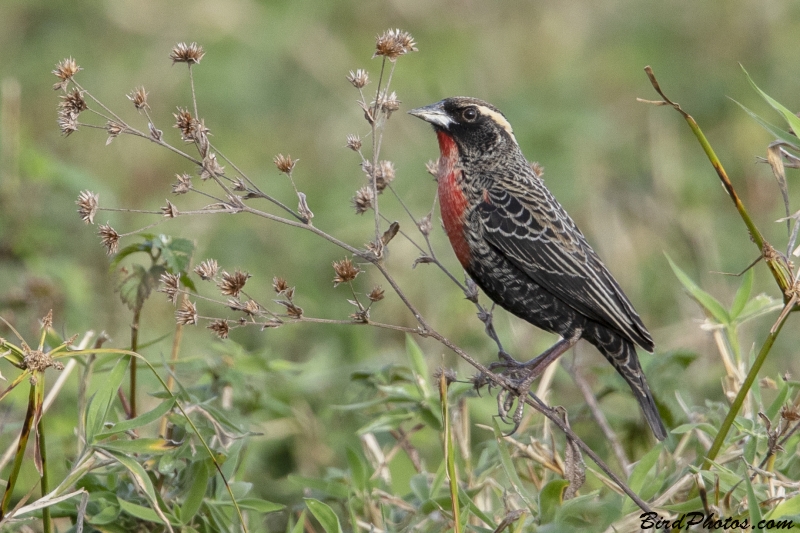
[408,101,454,130]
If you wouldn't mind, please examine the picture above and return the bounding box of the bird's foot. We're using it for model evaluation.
[479,335,581,435]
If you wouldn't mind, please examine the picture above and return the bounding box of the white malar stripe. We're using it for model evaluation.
[476,105,518,144]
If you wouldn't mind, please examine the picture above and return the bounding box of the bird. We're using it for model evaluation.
[408,97,667,440]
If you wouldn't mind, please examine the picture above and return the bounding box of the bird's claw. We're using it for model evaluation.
[487,373,535,436]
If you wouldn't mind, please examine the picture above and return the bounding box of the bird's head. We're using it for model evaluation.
[408,97,519,155]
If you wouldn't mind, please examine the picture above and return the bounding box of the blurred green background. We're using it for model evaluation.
[1,0,799,526]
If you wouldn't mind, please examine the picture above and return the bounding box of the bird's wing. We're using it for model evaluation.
[475,176,654,351]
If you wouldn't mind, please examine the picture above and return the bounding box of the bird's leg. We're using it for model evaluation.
[476,303,514,362]
[495,330,582,434]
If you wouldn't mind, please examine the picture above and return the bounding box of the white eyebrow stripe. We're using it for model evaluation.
[476,105,517,144]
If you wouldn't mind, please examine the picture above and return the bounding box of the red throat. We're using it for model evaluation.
[436,131,471,269]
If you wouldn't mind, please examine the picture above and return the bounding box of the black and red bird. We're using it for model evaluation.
[409,97,667,440]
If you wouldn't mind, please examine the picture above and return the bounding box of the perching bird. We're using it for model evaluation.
[409,97,667,440]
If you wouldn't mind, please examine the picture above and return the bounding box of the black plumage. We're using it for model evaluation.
[410,97,667,440]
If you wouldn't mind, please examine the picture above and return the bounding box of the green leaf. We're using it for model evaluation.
[409,473,431,502]
[356,411,415,434]
[457,486,495,527]
[346,447,368,492]
[742,64,800,145]
[765,378,790,420]
[729,268,754,320]
[305,498,344,533]
[666,254,730,324]
[109,242,150,271]
[180,460,210,523]
[491,419,536,510]
[95,398,176,439]
[155,235,195,274]
[89,498,121,525]
[538,479,569,524]
[118,499,164,524]
[96,438,180,455]
[288,475,349,500]
[670,423,718,437]
[289,510,307,533]
[105,450,169,525]
[768,493,800,521]
[86,357,129,443]
[117,263,162,311]
[236,498,284,513]
[732,99,800,149]
[744,472,762,527]
[627,444,661,498]
[406,335,431,402]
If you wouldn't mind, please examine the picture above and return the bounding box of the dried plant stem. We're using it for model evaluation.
[642,66,793,295]
[210,142,303,221]
[370,58,388,244]
[188,64,199,120]
[642,66,797,470]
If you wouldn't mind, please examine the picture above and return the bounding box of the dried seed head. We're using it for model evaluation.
[127,86,149,110]
[194,259,219,280]
[175,300,198,325]
[418,213,432,236]
[217,269,250,298]
[149,123,163,141]
[374,29,418,61]
[781,405,800,422]
[106,121,124,145]
[199,153,224,180]
[346,69,369,89]
[374,90,400,115]
[76,190,98,224]
[273,154,297,174]
[242,299,260,316]
[363,160,395,192]
[352,186,374,215]
[433,367,458,385]
[530,161,545,178]
[381,221,399,245]
[297,192,314,223]
[41,310,53,330]
[170,42,205,65]
[365,239,384,259]
[368,286,385,302]
[52,57,82,90]
[98,224,119,255]
[426,159,440,177]
[174,107,199,141]
[332,258,361,286]
[208,319,230,339]
[59,88,88,116]
[57,109,78,136]
[232,177,247,191]
[172,173,192,195]
[272,276,288,293]
[284,301,303,318]
[158,272,180,304]
[160,200,179,218]
[346,134,362,151]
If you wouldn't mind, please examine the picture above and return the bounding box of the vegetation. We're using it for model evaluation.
[1,3,800,532]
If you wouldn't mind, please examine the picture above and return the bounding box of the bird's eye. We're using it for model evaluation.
[462,107,478,122]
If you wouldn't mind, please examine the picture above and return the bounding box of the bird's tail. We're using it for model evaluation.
[585,327,667,441]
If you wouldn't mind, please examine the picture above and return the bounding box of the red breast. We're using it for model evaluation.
[436,131,472,269]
